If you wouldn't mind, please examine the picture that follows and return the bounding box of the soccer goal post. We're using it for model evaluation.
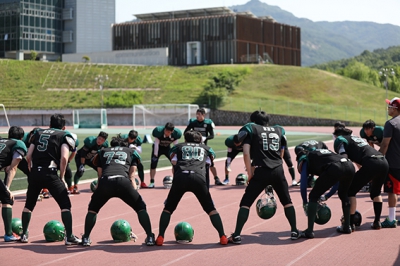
[0,104,10,134]
[73,109,107,129]
[133,104,200,129]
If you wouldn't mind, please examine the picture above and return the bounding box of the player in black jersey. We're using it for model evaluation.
[334,127,389,230]
[228,111,301,244]
[296,148,355,238]
[155,130,228,246]
[20,114,81,245]
[80,135,155,247]
[0,126,27,242]
[184,108,222,186]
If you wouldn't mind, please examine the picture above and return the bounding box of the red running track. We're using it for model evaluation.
[0,127,399,266]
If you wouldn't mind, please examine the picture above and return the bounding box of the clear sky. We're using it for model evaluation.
[115,0,400,27]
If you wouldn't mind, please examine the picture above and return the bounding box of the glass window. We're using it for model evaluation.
[23,39,29,50]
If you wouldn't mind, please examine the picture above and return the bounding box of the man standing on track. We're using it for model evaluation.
[80,135,155,247]
[184,108,223,186]
[155,130,228,246]
[20,114,81,245]
[223,134,243,185]
[228,111,301,244]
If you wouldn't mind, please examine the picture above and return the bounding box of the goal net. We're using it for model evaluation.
[133,104,200,129]
[73,109,107,129]
[0,104,10,134]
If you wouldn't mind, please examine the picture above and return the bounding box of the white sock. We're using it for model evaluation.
[388,207,396,221]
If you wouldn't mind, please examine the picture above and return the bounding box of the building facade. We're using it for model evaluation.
[113,7,301,66]
[0,0,114,60]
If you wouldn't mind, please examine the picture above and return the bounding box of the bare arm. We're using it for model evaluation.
[379,137,391,155]
[59,144,69,179]
[243,144,253,182]
[153,138,160,156]
[129,165,138,189]
[26,144,35,171]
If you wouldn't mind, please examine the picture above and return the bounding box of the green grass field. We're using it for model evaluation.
[3,131,332,192]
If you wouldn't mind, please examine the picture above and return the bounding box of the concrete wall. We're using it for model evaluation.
[62,48,169,65]
[1,109,361,128]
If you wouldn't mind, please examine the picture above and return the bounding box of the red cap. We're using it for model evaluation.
[386,97,400,109]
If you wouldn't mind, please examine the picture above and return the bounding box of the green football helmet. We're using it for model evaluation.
[256,186,277,220]
[110,219,132,242]
[43,220,65,242]
[11,217,23,235]
[315,202,331,225]
[90,179,98,192]
[235,173,248,186]
[174,222,194,243]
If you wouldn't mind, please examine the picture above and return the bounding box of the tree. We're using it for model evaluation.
[30,50,38,61]
[82,55,90,63]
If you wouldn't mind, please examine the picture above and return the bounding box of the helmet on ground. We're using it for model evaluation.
[256,186,277,219]
[353,210,362,226]
[110,219,132,242]
[11,217,23,235]
[135,178,140,190]
[90,179,98,192]
[163,176,173,189]
[315,202,331,225]
[236,173,248,186]
[43,220,65,242]
[174,222,194,243]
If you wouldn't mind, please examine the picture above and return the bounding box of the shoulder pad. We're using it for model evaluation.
[65,136,76,149]
[174,128,182,139]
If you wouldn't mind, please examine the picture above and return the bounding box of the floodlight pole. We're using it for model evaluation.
[379,68,395,120]
[95,74,109,109]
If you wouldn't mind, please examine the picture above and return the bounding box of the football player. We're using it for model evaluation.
[360,119,384,148]
[72,131,109,194]
[223,134,243,185]
[296,148,355,237]
[228,111,301,244]
[80,135,155,247]
[184,108,223,186]
[121,130,146,188]
[0,126,27,242]
[148,122,182,188]
[334,127,389,230]
[20,114,81,245]
[155,130,228,246]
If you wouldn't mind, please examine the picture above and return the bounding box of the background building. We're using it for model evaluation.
[113,7,301,66]
[0,0,115,61]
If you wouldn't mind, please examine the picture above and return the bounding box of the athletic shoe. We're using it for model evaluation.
[222,178,229,185]
[300,230,314,239]
[42,189,50,199]
[381,217,397,228]
[227,234,241,244]
[156,235,164,246]
[72,185,80,194]
[148,183,155,188]
[290,230,302,240]
[371,221,382,230]
[350,224,356,232]
[4,233,20,242]
[215,178,224,186]
[145,233,155,246]
[140,182,148,188]
[336,225,352,234]
[20,233,29,243]
[81,236,91,247]
[65,235,82,245]
[292,180,298,186]
[220,235,228,245]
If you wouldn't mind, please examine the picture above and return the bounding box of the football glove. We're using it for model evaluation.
[320,195,328,202]
[303,203,308,216]
[78,165,85,175]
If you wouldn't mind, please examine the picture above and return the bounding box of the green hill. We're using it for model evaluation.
[0,60,395,125]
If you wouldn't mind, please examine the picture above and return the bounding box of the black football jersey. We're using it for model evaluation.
[97,146,140,177]
[300,149,347,176]
[334,135,381,164]
[239,123,286,169]
[0,138,27,169]
[31,128,74,167]
[169,142,215,175]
